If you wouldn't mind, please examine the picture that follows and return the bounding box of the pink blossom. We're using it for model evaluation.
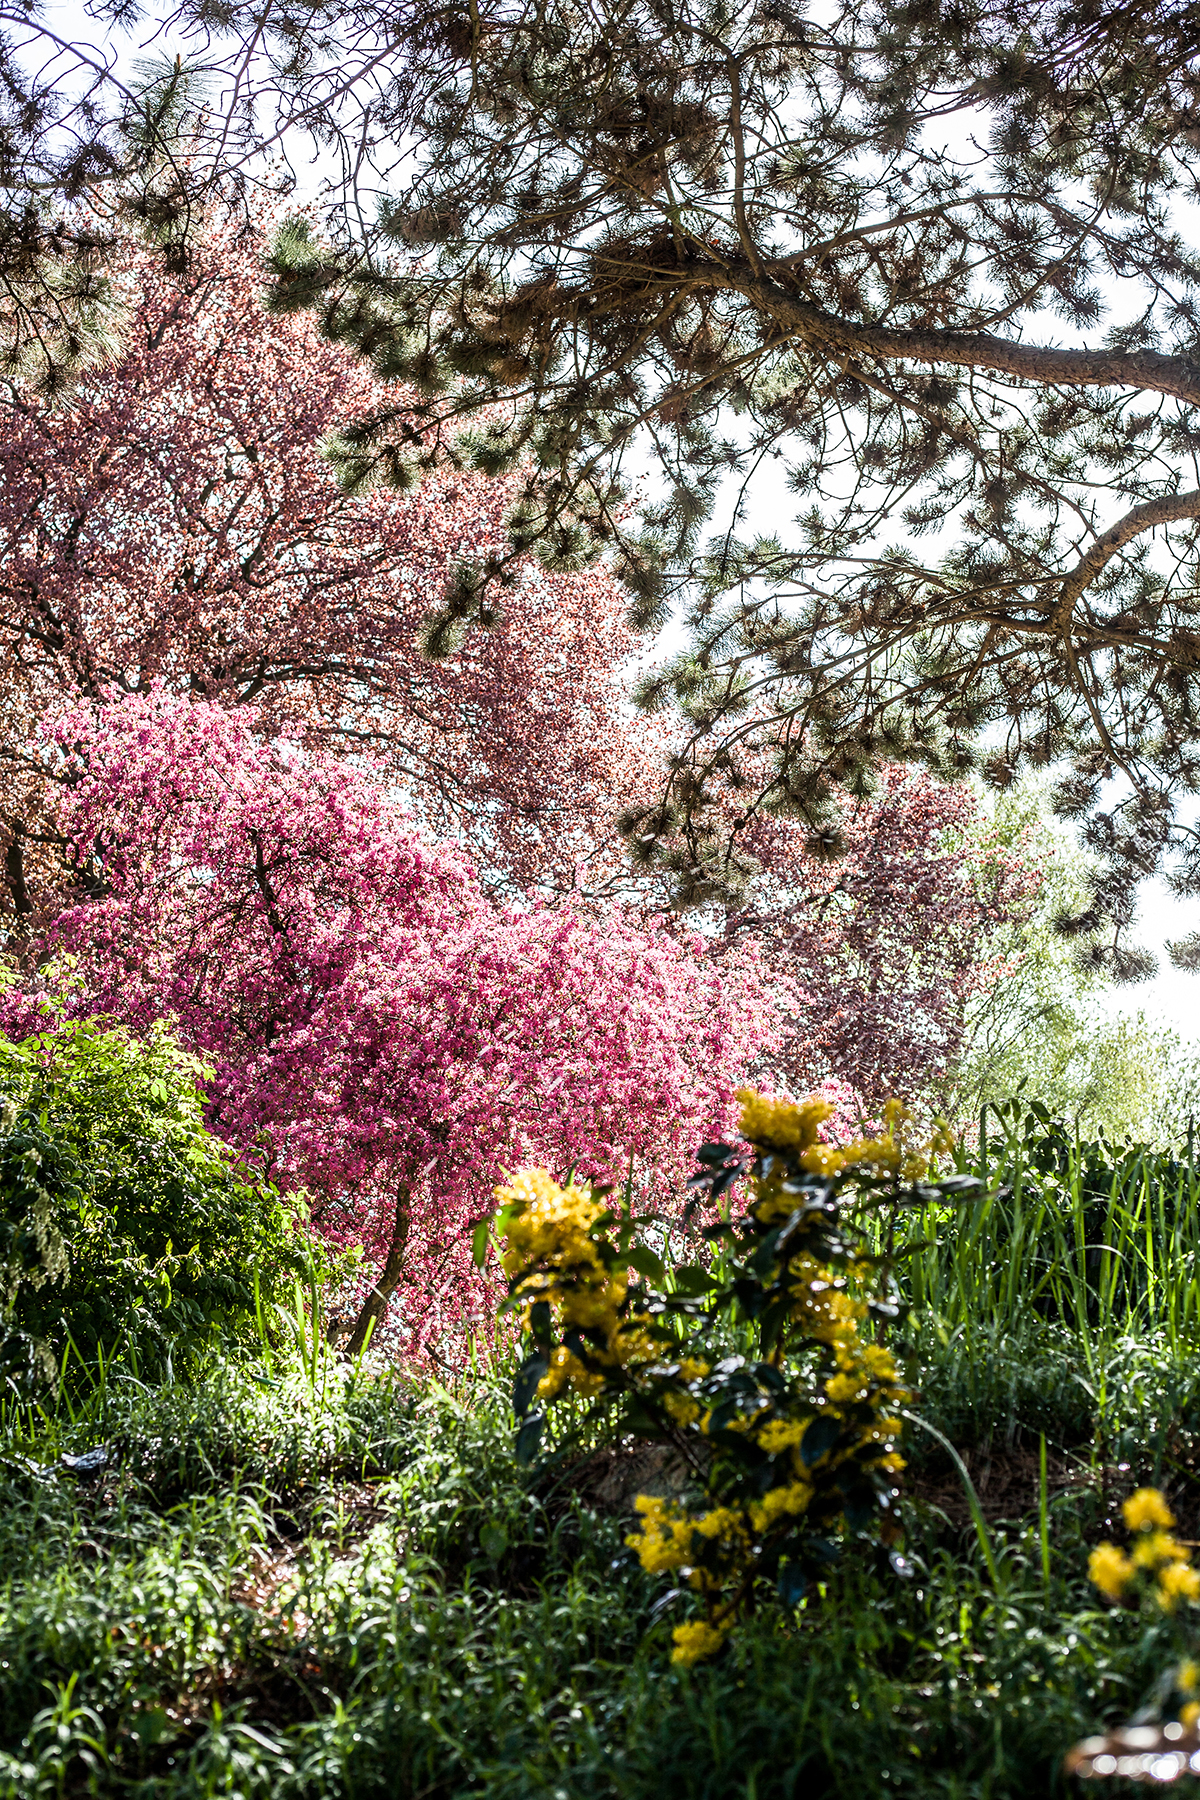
[4,691,778,1354]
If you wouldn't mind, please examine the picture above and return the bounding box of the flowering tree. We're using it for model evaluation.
[720,767,1044,1110]
[3,692,775,1354]
[0,218,652,907]
[0,213,1044,1125]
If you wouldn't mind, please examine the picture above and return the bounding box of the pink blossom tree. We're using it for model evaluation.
[0,214,1045,1129]
[4,691,775,1354]
[0,217,653,909]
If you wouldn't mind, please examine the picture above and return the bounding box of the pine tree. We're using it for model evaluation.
[17,0,1200,963]
[246,0,1200,971]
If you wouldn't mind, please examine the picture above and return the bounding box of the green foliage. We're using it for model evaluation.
[0,1338,1171,1800]
[0,1022,311,1383]
[0,1098,1198,1792]
[950,785,1195,1143]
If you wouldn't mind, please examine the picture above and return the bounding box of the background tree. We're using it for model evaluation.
[947,781,1200,1144]
[0,219,655,905]
[0,211,1048,1121]
[2,691,776,1355]
[713,764,1043,1109]
[13,1,1200,961]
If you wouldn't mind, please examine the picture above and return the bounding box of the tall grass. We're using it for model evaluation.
[902,1104,1200,1349]
[882,1104,1200,1469]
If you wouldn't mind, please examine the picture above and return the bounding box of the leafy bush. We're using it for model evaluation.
[494,1089,982,1663]
[0,1021,311,1383]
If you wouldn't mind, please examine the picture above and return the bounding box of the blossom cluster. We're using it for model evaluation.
[3,692,780,1356]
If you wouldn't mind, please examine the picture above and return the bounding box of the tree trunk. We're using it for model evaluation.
[344,1186,411,1357]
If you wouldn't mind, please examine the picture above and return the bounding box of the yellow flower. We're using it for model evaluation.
[930,1124,957,1159]
[842,1136,902,1173]
[692,1506,746,1541]
[786,1254,864,1344]
[860,1343,899,1383]
[1123,1488,1175,1533]
[737,1088,834,1154]
[1182,1702,1200,1731]
[1158,1561,1200,1611]
[826,1371,868,1405]
[1132,1530,1183,1569]
[1089,1542,1134,1600]
[626,1495,694,1574]
[670,1619,729,1666]
[798,1142,845,1178]
[748,1480,812,1532]
[536,1344,605,1400]
[1178,1659,1199,1696]
[755,1417,807,1454]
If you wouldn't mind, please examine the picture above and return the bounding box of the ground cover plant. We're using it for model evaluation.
[0,1065,1199,1797]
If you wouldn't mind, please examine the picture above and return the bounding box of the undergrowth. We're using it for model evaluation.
[0,1335,1184,1800]
[3,1103,1200,1796]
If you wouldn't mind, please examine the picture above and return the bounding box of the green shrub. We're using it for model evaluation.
[0,1020,311,1383]
[492,1089,983,1664]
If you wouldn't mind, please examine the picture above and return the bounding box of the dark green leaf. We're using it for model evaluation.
[799,1415,841,1468]
[515,1412,545,1465]
[512,1352,548,1416]
[625,1244,666,1280]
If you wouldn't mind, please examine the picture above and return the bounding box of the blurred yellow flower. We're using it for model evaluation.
[755,1417,807,1454]
[1123,1488,1175,1533]
[1158,1561,1200,1611]
[670,1619,729,1666]
[748,1481,812,1532]
[1089,1542,1134,1600]
[626,1495,693,1574]
[1132,1530,1183,1569]
[737,1089,833,1153]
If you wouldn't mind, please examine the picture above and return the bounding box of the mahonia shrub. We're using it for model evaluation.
[490,1087,982,1665]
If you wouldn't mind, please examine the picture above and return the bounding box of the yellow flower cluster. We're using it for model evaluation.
[498,1098,923,1671]
[1125,1488,1175,1532]
[735,1089,835,1155]
[671,1619,730,1667]
[1088,1541,1134,1601]
[497,1167,656,1400]
[784,1252,864,1346]
[1088,1488,1200,1612]
[747,1479,812,1533]
[737,1089,954,1196]
[625,1495,697,1574]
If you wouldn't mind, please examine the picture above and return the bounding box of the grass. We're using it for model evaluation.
[4,1108,1200,1797]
